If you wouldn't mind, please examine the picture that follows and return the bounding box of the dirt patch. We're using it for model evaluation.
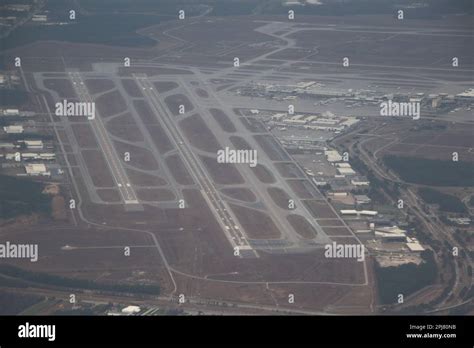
[95,90,127,118]
[216,83,234,91]
[133,99,158,125]
[180,114,221,153]
[153,81,179,93]
[322,227,352,236]
[240,117,266,133]
[0,224,172,291]
[165,154,194,185]
[126,168,167,187]
[267,187,291,210]
[275,162,305,178]
[304,200,339,219]
[81,149,115,188]
[42,73,67,78]
[112,140,159,171]
[210,108,236,133]
[132,100,174,154]
[119,67,192,77]
[51,195,67,221]
[317,219,345,227]
[229,135,252,149]
[200,155,244,185]
[169,19,272,45]
[107,112,144,143]
[120,79,143,98]
[254,134,290,161]
[251,164,275,184]
[287,214,318,239]
[165,94,193,116]
[71,124,98,148]
[147,124,174,154]
[221,188,256,202]
[43,79,75,99]
[97,188,122,202]
[84,79,115,95]
[196,88,209,98]
[287,180,315,199]
[228,137,274,183]
[119,67,192,76]
[229,204,281,239]
[137,188,175,202]
[42,183,60,195]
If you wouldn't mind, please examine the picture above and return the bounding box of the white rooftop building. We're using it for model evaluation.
[340,209,378,216]
[457,88,474,98]
[24,163,50,176]
[337,167,356,175]
[354,195,371,204]
[374,226,407,242]
[351,178,370,186]
[406,242,425,252]
[39,153,55,160]
[4,109,19,116]
[0,142,16,149]
[325,150,342,162]
[121,306,141,314]
[3,125,24,134]
[336,163,351,168]
[23,140,44,149]
[271,113,286,121]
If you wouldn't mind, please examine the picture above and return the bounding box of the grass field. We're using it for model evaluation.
[383,156,474,187]
[0,175,51,219]
[418,188,467,213]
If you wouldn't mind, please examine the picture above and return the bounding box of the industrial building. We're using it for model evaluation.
[406,238,425,252]
[340,209,378,217]
[3,125,24,134]
[0,142,17,149]
[354,195,371,205]
[32,14,48,22]
[2,152,55,161]
[325,150,343,162]
[23,163,50,177]
[3,109,19,116]
[374,226,407,242]
[337,167,356,175]
[121,306,141,315]
[19,140,44,150]
[447,217,471,225]
[351,177,370,186]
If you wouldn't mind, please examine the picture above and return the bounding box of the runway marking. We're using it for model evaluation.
[133,74,255,255]
[69,72,139,205]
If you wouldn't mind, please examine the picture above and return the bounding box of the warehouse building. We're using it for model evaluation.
[3,109,19,116]
[3,125,24,134]
[24,163,50,177]
[325,150,343,162]
[21,140,44,150]
[354,195,371,205]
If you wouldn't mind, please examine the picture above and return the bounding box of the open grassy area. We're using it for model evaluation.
[375,250,437,305]
[0,264,160,295]
[0,290,44,315]
[383,156,474,187]
[0,89,29,107]
[418,187,467,213]
[0,174,51,219]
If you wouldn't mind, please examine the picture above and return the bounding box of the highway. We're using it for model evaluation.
[69,72,139,204]
[337,123,471,311]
